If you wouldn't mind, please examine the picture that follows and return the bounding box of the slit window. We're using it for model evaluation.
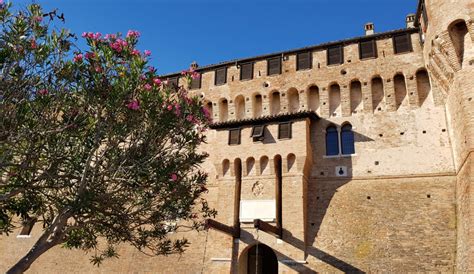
[251,125,265,141]
[359,40,377,59]
[421,1,428,27]
[326,126,339,156]
[190,75,201,90]
[393,33,413,54]
[327,45,344,65]
[341,124,355,155]
[297,52,312,70]
[240,63,254,81]
[228,129,241,145]
[215,67,227,85]
[278,122,292,139]
[267,57,281,76]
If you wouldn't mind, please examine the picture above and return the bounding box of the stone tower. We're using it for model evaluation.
[417,0,474,271]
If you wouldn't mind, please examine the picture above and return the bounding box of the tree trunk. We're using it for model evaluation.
[7,211,70,274]
[6,236,58,274]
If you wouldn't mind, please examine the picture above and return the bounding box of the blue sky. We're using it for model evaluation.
[12,0,417,74]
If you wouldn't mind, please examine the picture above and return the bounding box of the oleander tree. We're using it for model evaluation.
[0,2,214,273]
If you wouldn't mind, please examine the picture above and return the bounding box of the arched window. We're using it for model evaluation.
[270,91,281,115]
[326,126,339,156]
[252,93,263,117]
[341,124,355,155]
[219,99,228,122]
[235,95,245,120]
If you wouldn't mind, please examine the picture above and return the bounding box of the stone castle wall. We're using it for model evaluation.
[1,1,473,272]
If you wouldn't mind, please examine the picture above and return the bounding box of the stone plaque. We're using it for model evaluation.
[239,200,276,223]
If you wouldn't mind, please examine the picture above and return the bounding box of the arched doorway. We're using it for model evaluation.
[246,244,278,274]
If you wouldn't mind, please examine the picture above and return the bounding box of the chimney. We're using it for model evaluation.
[364,22,375,36]
[190,61,199,70]
[406,13,416,28]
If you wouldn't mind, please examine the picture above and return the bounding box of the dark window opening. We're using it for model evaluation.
[190,75,201,90]
[167,77,179,90]
[297,52,312,70]
[341,124,355,155]
[326,126,339,156]
[240,63,254,81]
[251,125,265,142]
[278,122,292,139]
[215,67,227,85]
[393,33,413,54]
[327,45,344,65]
[267,57,281,76]
[359,40,377,59]
[228,129,241,145]
[421,1,428,28]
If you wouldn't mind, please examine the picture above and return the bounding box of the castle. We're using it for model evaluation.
[1,0,473,273]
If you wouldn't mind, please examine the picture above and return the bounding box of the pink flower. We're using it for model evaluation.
[181,70,187,76]
[105,34,117,40]
[30,39,37,49]
[131,49,140,56]
[126,99,140,110]
[37,89,48,96]
[94,66,102,73]
[148,66,155,73]
[191,71,200,80]
[73,54,83,63]
[140,74,146,80]
[186,115,194,122]
[144,50,151,56]
[85,52,95,60]
[144,84,152,91]
[126,30,141,39]
[82,32,87,38]
[34,16,42,23]
[153,78,161,85]
[170,173,178,181]
[202,106,211,119]
[167,105,173,111]
[93,32,102,40]
[174,104,181,116]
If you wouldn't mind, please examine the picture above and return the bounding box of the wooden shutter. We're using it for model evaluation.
[228,129,241,145]
[267,57,281,76]
[167,77,179,89]
[215,67,227,85]
[240,63,253,80]
[297,52,312,70]
[393,33,413,54]
[327,45,343,65]
[190,76,201,90]
[251,125,265,138]
[359,40,377,59]
[278,122,291,139]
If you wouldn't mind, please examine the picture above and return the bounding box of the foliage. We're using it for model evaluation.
[0,1,214,271]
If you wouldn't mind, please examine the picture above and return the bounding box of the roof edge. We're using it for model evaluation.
[209,110,319,129]
[161,27,419,78]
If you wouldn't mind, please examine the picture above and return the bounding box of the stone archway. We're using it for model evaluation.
[240,244,278,274]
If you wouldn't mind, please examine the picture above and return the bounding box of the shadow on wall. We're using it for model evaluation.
[229,118,372,273]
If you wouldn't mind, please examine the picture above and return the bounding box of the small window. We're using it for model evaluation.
[228,129,241,145]
[167,77,179,89]
[393,33,413,54]
[359,40,377,59]
[341,124,355,155]
[297,52,312,70]
[267,57,281,76]
[251,125,265,142]
[326,126,339,156]
[278,122,291,139]
[190,75,201,90]
[215,67,227,85]
[240,63,253,81]
[327,45,343,65]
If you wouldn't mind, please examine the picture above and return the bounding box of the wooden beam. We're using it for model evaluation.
[253,219,282,239]
[206,219,240,238]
